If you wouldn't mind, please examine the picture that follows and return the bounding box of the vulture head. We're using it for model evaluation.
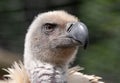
[24,10,88,83]
[24,11,88,67]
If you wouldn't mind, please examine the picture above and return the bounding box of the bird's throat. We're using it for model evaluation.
[26,61,67,83]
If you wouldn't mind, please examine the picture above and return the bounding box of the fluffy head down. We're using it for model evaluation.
[24,10,79,67]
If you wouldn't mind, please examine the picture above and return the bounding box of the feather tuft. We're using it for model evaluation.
[2,62,30,83]
[68,66,104,83]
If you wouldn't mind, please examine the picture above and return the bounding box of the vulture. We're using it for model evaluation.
[1,10,104,83]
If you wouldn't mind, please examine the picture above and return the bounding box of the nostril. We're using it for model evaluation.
[67,24,73,32]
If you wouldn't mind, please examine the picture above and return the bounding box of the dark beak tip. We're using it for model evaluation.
[83,38,89,49]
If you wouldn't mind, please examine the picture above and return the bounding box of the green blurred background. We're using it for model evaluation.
[0,0,120,83]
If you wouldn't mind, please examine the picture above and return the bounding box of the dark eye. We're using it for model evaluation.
[43,23,57,33]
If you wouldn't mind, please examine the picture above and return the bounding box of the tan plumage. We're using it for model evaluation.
[1,62,103,83]
[1,10,104,83]
[3,62,29,83]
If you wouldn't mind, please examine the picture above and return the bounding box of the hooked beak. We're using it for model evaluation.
[66,22,89,49]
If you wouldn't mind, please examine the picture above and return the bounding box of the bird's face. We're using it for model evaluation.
[25,11,88,66]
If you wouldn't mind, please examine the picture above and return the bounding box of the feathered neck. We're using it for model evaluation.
[23,30,69,83]
[25,60,68,83]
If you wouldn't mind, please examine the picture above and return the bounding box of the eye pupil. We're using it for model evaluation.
[46,25,52,30]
